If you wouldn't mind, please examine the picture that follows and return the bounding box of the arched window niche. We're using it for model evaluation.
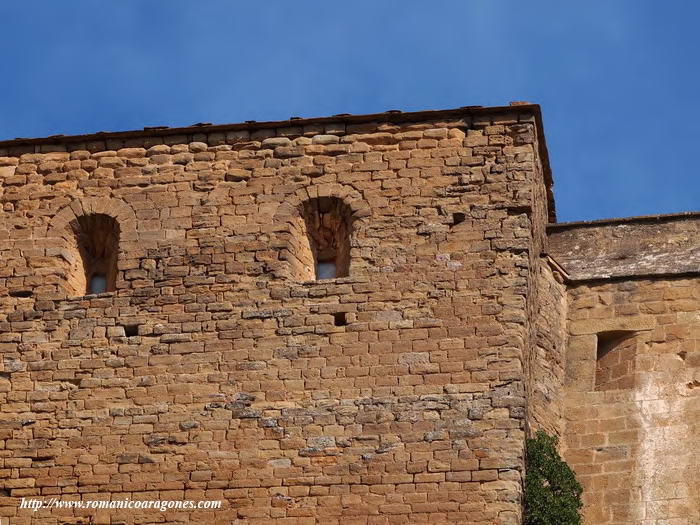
[66,213,120,297]
[287,197,354,282]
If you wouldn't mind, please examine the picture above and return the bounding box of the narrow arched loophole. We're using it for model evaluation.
[287,196,354,282]
[66,214,120,297]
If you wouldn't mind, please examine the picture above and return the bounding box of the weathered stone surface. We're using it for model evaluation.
[548,214,700,280]
[0,104,696,524]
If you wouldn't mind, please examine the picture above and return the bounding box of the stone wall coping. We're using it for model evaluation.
[547,211,700,231]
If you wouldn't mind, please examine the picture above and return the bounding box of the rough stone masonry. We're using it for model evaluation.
[0,104,697,524]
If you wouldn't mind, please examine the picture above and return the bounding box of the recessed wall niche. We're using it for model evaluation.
[595,330,637,391]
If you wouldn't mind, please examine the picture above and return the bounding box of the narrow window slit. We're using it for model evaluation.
[88,274,108,295]
[9,290,33,298]
[316,260,337,280]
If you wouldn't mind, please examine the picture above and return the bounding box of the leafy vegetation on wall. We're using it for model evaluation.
[524,430,583,525]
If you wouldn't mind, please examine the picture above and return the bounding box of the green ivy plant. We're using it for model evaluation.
[524,430,583,525]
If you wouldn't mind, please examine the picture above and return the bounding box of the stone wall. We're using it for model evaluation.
[5,104,695,525]
[0,106,550,524]
[528,259,567,437]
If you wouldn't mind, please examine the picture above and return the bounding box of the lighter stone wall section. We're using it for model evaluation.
[562,278,700,524]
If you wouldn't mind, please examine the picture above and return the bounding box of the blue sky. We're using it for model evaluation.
[1,1,698,222]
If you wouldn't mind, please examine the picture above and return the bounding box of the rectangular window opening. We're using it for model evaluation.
[123,324,140,337]
[9,290,33,298]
